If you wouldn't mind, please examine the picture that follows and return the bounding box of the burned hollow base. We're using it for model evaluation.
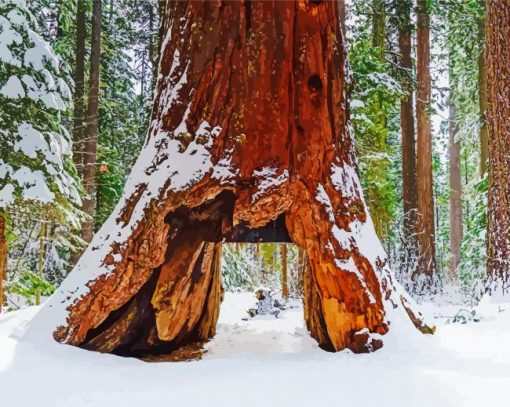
[76,191,340,360]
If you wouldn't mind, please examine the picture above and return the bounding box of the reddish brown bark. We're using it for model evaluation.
[398,0,418,263]
[82,0,101,243]
[51,0,428,357]
[486,0,510,293]
[415,0,436,282]
[337,0,346,37]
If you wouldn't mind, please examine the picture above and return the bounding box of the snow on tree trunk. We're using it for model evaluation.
[30,0,430,357]
[486,0,510,295]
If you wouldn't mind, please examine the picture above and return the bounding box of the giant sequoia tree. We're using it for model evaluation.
[486,0,510,294]
[29,0,429,357]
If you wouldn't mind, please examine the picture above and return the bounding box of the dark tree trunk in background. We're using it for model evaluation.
[280,244,288,299]
[415,0,437,283]
[82,0,102,243]
[372,0,385,60]
[371,0,387,238]
[337,0,346,37]
[72,0,87,179]
[49,0,429,358]
[397,0,418,272]
[478,0,489,177]
[486,0,510,294]
[449,105,462,279]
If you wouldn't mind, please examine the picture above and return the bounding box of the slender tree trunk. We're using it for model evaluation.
[148,3,158,90]
[35,222,47,306]
[415,0,436,282]
[72,0,87,178]
[370,0,388,239]
[372,0,385,59]
[486,0,510,294]
[82,0,102,243]
[337,0,346,37]
[296,246,306,295]
[398,0,418,270]
[449,105,462,279]
[280,244,288,299]
[478,0,489,177]
[0,213,7,313]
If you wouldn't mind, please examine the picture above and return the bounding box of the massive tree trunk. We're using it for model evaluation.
[72,0,87,179]
[30,0,429,358]
[478,0,489,177]
[0,213,6,313]
[486,0,510,295]
[397,0,418,273]
[415,0,437,284]
[449,105,462,280]
[82,0,102,243]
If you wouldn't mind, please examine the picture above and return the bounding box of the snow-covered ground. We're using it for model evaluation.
[1,292,509,406]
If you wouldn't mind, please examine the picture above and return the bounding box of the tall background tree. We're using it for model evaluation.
[395,0,418,278]
[485,0,510,294]
[81,0,101,243]
[0,0,83,309]
[415,0,436,285]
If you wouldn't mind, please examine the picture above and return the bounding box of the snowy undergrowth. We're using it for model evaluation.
[1,292,510,406]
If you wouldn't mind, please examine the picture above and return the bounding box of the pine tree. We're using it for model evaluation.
[0,0,83,308]
[0,0,82,223]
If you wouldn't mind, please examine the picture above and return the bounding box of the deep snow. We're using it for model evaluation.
[1,292,509,407]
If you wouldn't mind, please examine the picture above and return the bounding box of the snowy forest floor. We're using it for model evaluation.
[1,292,509,406]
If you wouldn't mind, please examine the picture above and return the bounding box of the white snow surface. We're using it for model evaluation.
[1,292,510,406]
[0,75,24,98]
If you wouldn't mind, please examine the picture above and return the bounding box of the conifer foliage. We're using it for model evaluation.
[0,0,81,224]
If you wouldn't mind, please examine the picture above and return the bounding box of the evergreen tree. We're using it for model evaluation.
[0,0,82,224]
[0,0,83,309]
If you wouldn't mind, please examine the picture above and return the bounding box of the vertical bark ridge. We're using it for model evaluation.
[415,0,437,284]
[486,0,510,294]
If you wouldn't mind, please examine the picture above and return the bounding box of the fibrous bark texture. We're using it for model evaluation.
[82,0,101,243]
[486,0,510,294]
[415,0,437,283]
[397,0,418,274]
[41,0,428,358]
